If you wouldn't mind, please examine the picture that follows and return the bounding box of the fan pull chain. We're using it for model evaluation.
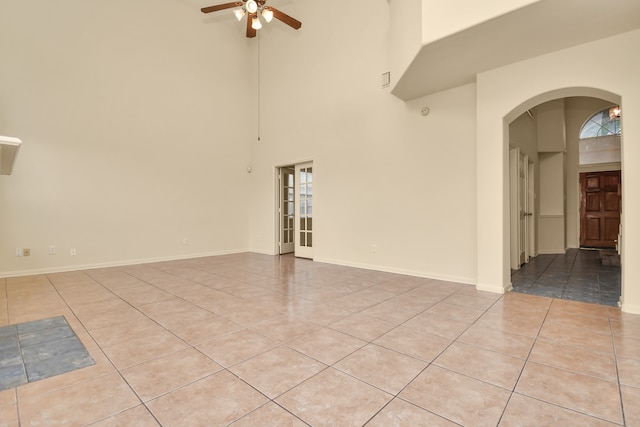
[257,31,261,142]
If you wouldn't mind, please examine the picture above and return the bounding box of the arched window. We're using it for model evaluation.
[579,106,621,165]
[580,106,621,138]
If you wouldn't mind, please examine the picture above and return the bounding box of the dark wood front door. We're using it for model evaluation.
[580,171,621,248]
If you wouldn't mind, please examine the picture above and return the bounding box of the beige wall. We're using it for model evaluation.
[509,113,538,160]
[389,0,422,88]
[0,0,254,275]
[536,99,566,152]
[249,0,479,283]
[477,29,640,313]
[537,152,565,253]
[1,0,480,284]
[421,0,541,45]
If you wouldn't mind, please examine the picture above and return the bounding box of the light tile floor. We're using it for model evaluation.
[1,252,639,426]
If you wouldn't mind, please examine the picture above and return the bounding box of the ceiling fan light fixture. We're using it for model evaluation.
[251,15,262,30]
[233,8,245,21]
[200,0,302,38]
[245,0,258,14]
[262,8,273,23]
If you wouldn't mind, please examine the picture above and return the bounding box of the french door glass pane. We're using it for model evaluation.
[295,163,313,254]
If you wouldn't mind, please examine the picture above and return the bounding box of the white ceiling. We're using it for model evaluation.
[392,0,640,100]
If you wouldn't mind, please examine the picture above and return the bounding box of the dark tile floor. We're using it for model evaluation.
[0,316,95,391]
[511,248,621,307]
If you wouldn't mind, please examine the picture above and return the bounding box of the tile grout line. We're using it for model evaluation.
[43,273,169,425]
[495,294,554,426]
[217,276,438,425]
[7,256,633,426]
[78,270,254,422]
[226,281,494,425]
[55,265,344,425]
[215,278,458,425]
[609,312,627,427]
[497,297,625,426]
[361,290,510,426]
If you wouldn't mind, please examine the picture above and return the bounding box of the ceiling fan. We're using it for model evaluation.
[201,0,302,38]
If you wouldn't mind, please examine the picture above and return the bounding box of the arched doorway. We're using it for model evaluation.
[475,30,640,314]
[506,96,623,306]
[500,88,623,305]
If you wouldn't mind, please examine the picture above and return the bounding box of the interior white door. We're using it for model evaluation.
[519,153,530,265]
[527,159,535,261]
[518,152,527,265]
[510,147,533,269]
[509,147,519,270]
[295,162,313,259]
[279,166,295,254]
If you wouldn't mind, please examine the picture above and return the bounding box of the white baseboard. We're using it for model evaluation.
[476,282,511,294]
[621,302,640,315]
[0,248,250,279]
[313,256,476,286]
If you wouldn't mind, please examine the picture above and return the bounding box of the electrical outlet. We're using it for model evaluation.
[49,246,56,255]
[23,248,31,256]
[70,248,77,256]
[183,238,188,245]
[16,248,23,257]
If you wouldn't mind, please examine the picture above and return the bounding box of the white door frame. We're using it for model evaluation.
[520,151,529,266]
[528,159,536,260]
[275,160,315,259]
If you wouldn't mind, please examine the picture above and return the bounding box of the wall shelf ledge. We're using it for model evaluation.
[0,135,22,175]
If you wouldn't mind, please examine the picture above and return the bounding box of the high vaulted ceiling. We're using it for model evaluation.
[392,0,640,100]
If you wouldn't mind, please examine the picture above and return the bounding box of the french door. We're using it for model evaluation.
[295,162,313,259]
[279,167,295,254]
[277,162,314,259]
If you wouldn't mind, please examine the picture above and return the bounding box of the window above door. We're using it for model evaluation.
[579,107,622,165]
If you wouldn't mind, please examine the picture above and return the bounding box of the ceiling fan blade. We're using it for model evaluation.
[246,12,257,38]
[270,7,302,30]
[201,2,243,13]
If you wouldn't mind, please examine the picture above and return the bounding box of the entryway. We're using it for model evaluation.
[277,162,314,259]
[507,96,624,307]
